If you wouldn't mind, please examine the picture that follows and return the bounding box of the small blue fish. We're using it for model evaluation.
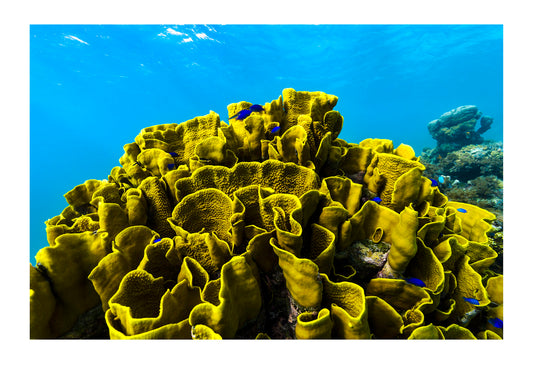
[270,126,281,133]
[371,197,382,204]
[168,163,175,170]
[248,104,264,112]
[236,109,252,120]
[430,178,438,187]
[154,238,162,243]
[457,208,468,213]
[230,104,264,120]
[229,108,253,120]
[405,277,426,288]
[438,176,445,184]
[463,297,480,305]
[92,230,98,235]
[488,317,503,329]
[169,152,178,157]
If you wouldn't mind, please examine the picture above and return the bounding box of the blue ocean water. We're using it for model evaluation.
[30,24,503,262]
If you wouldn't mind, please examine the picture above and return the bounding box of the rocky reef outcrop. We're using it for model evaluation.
[425,105,494,161]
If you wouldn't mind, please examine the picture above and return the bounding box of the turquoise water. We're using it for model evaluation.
[30,24,503,262]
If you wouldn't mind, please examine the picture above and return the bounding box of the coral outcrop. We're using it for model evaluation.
[30,89,502,339]
[426,105,493,159]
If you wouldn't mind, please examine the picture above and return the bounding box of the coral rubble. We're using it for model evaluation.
[30,89,502,339]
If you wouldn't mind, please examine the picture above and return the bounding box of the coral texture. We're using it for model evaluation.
[30,89,502,339]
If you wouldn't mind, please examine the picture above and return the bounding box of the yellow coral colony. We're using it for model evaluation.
[30,89,502,339]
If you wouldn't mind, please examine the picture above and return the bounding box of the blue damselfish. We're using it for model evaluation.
[463,297,480,305]
[248,104,264,112]
[488,317,503,329]
[229,104,264,120]
[405,277,426,287]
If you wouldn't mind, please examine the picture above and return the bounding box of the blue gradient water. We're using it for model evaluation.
[30,24,503,262]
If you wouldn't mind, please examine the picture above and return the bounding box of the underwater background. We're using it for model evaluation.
[30,24,503,262]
